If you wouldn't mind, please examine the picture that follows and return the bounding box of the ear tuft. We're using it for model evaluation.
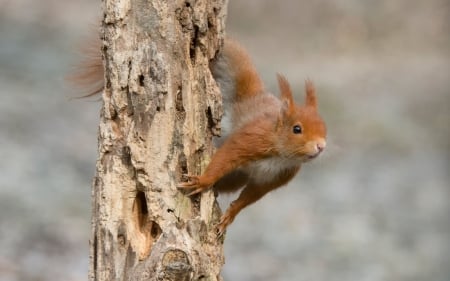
[304,78,317,108]
[277,74,294,110]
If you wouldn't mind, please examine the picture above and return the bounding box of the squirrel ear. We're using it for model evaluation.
[277,74,294,113]
[304,79,317,108]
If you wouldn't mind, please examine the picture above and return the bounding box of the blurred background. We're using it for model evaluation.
[0,0,448,280]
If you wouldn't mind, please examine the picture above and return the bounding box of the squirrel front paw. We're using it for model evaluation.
[216,211,236,237]
[177,175,212,196]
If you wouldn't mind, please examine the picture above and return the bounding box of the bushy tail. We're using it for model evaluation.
[212,39,264,102]
[70,38,263,100]
[67,36,104,97]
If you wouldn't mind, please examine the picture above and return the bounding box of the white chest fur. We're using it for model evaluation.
[246,157,300,184]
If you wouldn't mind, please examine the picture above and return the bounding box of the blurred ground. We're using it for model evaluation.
[0,1,449,281]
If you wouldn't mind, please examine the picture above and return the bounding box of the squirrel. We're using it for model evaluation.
[72,38,327,236]
[179,39,327,235]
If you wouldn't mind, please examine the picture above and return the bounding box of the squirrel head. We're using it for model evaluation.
[276,75,327,162]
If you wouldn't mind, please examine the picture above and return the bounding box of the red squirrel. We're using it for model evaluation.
[179,39,327,235]
[72,38,327,235]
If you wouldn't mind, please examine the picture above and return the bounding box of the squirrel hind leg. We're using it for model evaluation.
[213,170,248,193]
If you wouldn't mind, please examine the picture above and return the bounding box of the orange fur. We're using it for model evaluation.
[217,165,300,235]
[72,36,327,235]
[222,39,264,100]
[179,39,327,235]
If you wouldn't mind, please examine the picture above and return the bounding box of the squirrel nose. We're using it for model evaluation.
[316,144,324,152]
[316,141,326,153]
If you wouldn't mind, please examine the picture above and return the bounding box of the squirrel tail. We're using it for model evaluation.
[212,39,264,102]
[67,36,104,97]
[70,38,263,100]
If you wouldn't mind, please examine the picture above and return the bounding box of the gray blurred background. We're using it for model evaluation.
[0,0,448,280]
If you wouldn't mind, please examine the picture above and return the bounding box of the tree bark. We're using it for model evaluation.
[89,0,227,280]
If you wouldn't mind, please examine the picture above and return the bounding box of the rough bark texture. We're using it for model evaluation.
[89,0,227,280]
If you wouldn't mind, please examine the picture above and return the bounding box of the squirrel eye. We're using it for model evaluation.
[293,125,302,134]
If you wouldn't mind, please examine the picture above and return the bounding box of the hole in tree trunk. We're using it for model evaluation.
[138,74,145,86]
[132,191,161,260]
[135,191,148,230]
[151,221,162,239]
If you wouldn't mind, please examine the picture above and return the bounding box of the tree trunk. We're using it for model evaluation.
[89,0,227,280]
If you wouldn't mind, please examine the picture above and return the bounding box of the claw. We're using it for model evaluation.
[216,213,233,237]
[186,188,204,196]
[177,175,200,189]
[178,175,210,196]
[216,225,226,238]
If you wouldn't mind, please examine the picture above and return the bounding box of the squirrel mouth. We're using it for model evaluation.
[307,152,321,160]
